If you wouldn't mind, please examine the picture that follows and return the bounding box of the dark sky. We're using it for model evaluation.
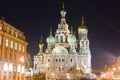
[0,0,120,72]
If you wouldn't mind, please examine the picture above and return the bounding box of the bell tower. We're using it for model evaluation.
[78,16,91,74]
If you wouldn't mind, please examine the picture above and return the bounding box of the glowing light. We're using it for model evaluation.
[67,73,70,79]
[9,63,13,72]
[113,68,116,71]
[52,73,54,76]
[3,63,8,72]
[20,56,24,62]
[22,65,24,74]
[119,67,120,69]
[17,64,21,72]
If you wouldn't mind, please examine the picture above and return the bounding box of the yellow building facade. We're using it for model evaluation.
[0,19,28,80]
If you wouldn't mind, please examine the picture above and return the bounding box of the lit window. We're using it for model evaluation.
[13,65,17,72]
[22,46,24,52]
[16,33,18,37]
[3,63,8,72]
[0,26,2,30]
[11,31,14,35]
[17,64,21,72]
[9,63,13,72]
[5,39,8,47]
[10,41,13,48]
[19,44,21,51]
[0,37,2,45]
[21,65,24,74]
[20,56,24,62]
[15,43,17,50]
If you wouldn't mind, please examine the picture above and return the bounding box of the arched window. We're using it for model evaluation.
[60,36,63,43]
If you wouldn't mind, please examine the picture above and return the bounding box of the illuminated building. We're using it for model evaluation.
[0,18,28,80]
[101,56,120,79]
[34,4,92,79]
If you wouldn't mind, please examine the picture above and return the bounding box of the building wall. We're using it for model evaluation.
[0,19,28,80]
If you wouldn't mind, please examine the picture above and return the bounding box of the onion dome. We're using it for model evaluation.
[67,35,76,43]
[67,35,73,43]
[78,16,88,34]
[46,27,55,44]
[46,35,55,44]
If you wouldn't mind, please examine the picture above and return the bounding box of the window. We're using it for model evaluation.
[11,31,14,35]
[5,39,8,47]
[13,65,17,72]
[16,33,18,38]
[10,41,13,48]
[70,59,72,62]
[0,26,2,30]
[4,52,7,59]
[22,46,24,52]
[59,59,61,62]
[9,63,13,72]
[10,53,12,60]
[48,59,50,62]
[3,63,8,72]
[19,44,21,51]
[14,54,16,60]
[62,59,64,62]
[15,43,17,50]
[17,64,21,72]
[56,59,58,62]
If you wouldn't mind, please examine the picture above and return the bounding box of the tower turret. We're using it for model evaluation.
[55,3,70,44]
[78,16,91,74]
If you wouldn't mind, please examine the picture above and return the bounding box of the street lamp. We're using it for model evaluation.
[113,68,116,71]
[67,73,70,80]
[52,73,55,80]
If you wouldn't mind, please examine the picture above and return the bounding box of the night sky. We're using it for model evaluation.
[0,0,120,73]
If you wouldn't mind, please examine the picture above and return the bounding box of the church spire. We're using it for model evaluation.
[40,35,43,43]
[60,2,66,19]
[62,2,64,10]
[38,35,44,54]
[82,15,85,26]
[50,27,52,35]
[70,26,73,34]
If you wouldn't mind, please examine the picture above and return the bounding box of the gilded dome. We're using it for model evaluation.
[78,16,88,33]
[78,25,88,32]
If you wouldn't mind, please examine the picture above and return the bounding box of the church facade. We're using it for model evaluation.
[34,4,92,79]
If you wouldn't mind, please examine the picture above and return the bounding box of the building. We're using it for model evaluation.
[0,18,28,80]
[100,56,120,79]
[34,4,92,79]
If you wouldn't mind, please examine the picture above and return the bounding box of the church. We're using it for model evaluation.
[34,4,92,79]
